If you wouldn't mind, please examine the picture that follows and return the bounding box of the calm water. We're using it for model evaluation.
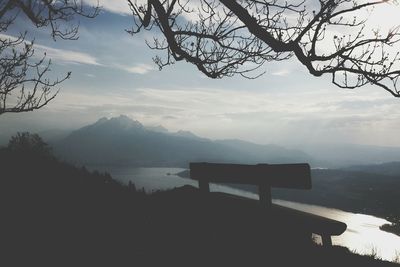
[92,166,400,262]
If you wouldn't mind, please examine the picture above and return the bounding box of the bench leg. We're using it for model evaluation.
[199,180,210,193]
[259,184,272,209]
[322,235,332,247]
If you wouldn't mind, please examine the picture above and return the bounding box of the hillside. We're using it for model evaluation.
[54,115,312,167]
[2,144,399,267]
[1,146,147,266]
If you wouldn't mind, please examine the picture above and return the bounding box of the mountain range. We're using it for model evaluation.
[54,115,312,167]
[2,114,398,168]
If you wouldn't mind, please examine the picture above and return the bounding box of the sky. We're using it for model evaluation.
[2,0,400,147]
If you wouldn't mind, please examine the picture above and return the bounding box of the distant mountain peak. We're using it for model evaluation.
[95,117,108,125]
[174,130,201,139]
[82,115,144,133]
[116,114,131,120]
[146,125,169,133]
[56,116,312,167]
[107,115,143,130]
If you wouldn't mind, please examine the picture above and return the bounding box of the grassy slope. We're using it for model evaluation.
[1,149,399,266]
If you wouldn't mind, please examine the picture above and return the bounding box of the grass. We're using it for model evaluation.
[369,246,381,261]
[394,251,400,263]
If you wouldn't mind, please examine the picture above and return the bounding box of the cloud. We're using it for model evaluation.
[34,44,102,66]
[82,0,215,22]
[122,86,400,145]
[0,33,102,66]
[3,82,400,147]
[271,70,290,76]
[163,115,178,120]
[0,33,20,42]
[83,0,132,15]
[114,63,155,74]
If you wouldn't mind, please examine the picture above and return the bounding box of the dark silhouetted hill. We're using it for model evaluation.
[2,140,399,266]
[1,147,147,266]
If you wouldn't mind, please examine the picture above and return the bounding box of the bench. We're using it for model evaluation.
[189,162,347,247]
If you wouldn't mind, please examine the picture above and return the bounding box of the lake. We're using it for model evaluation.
[91,166,400,262]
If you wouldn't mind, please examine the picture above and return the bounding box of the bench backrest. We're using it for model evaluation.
[190,162,311,189]
[190,162,311,208]
[188,162,346,247]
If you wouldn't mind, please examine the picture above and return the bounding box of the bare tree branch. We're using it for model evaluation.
[128,0,400,97]
[0,0,99,115]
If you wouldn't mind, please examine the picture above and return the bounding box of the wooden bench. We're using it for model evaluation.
[189,162,347,247]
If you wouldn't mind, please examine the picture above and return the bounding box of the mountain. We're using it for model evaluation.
[54,115,312,167]
[145,125,169,133]
[174,130,206,140]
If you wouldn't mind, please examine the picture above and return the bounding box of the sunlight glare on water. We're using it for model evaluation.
[272,200,400,262]
[211,184,400,261]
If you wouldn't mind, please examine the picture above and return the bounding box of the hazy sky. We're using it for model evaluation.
[2,1,400,147]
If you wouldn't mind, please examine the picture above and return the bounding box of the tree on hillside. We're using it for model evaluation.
[8,132,51,157]
[0,1,99,115]
[128,0,400,97]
